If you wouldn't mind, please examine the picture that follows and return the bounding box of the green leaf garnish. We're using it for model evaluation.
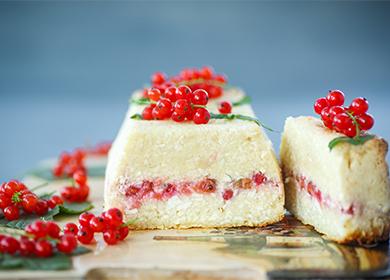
[0,246,91,270]
[130,97,153,105]
[209,113,275,132]
[232,96,251,106]
[58,202,94,215]
[130,113,143,120]
[328,134,375,151]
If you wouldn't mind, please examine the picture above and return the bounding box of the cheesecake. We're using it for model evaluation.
[104,87,284,229]
[280,116,390,243]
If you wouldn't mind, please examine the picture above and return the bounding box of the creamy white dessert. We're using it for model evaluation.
[104,88,285,229]
[280,116,390,243]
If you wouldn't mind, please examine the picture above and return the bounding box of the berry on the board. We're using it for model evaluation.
[193,108,211,125]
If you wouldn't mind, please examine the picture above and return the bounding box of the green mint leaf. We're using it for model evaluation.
[232,96,251,106]
[328,134,375,151]
[209,113,275,132]
[130,113,143,120]
[130,97,152,105]
[0,245,91,270]
[58,202,94,215]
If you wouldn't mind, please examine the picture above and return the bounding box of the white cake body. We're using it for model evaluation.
[105,88,285,229]
[280,116,390,243]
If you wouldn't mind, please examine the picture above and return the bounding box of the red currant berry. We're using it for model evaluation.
[174,99,191,115]
[356,113,374,131]
[320,107,332,124]
[151,106,165,120]
[103,208,123,227]
[1,236,20,254]
[333,113,352,132]
[118,226,129,241]
[4,205,19,221]
[57,234,77,254]
[193,108,210,125]
[89,216,106,233]
[329,106,345,120]
[35,240,53,258]
[200,66,214,80]
[156,98,173,118]
[314,97,329,114]
[222,189,233,201]
[3,180,20,196]
[64,222,79,235]
[218,101,232,114]
[61,186,79,202]
[73,170,87,186]
[208,86,223,99]
[59,152,71,165]
[79,212,95,227]
[53,165,64,177]
[0,193,11,209]
[151,72,166,85]
[46,221,61,238]
[77,185,89,202]
[176,85,192,100]
[191,89,209,106]
[35,200,49,216]
[326,90,345,106]
[22,194,38,213]
[48,195,63,208]
[28,220,48,238]
[350,97,369,115]
[103,229,121,245]
[253,172,266,185]
[164,86,177,102]
[148,88,161,102]
[77,227,94,244]
[344,124,358,138]
[142,106,154,120]
[171,111,185,122]
[19,238,35,256]
[73,148,86,163]
[214,74,227,84]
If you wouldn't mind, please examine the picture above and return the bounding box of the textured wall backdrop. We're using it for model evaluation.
[0,1,389,178]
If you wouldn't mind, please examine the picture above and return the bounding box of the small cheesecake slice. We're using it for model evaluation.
[104,88,284,229]
[280,116,390,244]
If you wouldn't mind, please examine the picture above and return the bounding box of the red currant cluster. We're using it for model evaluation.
[60,170,89,203]
[145,66,227,100]
[142,85,211,124]
[53,148,86,178]
[64,208,129,246]
[314,90,374,137]
[0,221,77,258]
[0,180,63,221]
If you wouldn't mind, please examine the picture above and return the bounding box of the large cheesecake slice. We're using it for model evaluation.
[104,88,284,229]
[280,116,390,243]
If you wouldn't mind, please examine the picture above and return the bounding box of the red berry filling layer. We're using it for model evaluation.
[294,174,355,215]
[119,172,278,210]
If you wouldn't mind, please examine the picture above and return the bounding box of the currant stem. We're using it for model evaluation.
[345,111,361,139]
[174,78,226,88]
[30,182,49,192]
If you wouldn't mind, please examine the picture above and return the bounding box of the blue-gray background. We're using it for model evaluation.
[1,1,389,179]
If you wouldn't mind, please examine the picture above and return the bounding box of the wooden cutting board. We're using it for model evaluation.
[1,156,389,279]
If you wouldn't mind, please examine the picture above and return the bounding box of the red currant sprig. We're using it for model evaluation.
[60,169,90,203]
[314,90,374,138]
[148,66,227,100]
[0,180,63,221]
[62,208,131,246]
[141,86,212,125]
